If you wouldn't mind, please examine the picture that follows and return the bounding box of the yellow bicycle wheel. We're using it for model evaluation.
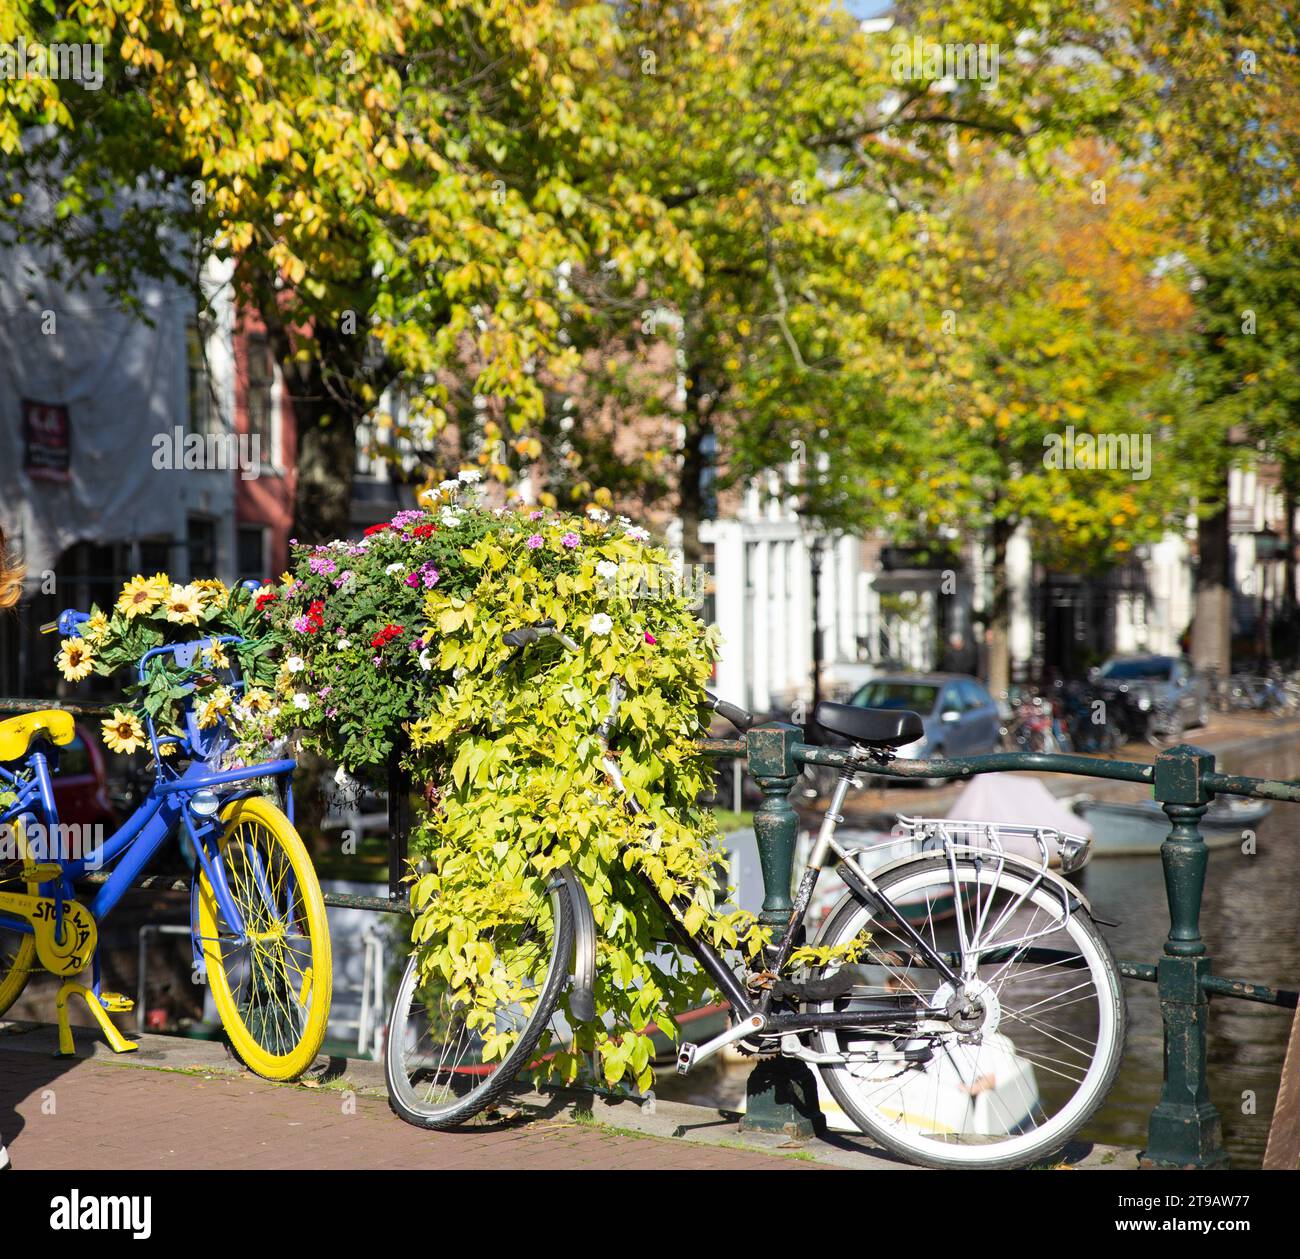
[0,912,36,1017]
[195,796,331,1080]
[0,825,41,1016]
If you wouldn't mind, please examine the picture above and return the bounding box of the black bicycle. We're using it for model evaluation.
[384,623,1127,1170]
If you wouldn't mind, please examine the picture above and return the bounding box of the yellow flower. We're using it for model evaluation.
[56,637,95,682]
[157,741,178,757]
[243,688,273,715]
[163,583,203,626]
[101,708,146,754]
[81,610,110,646]
[193,579,229,609]
[195,686,233,729]
[203,641,231,669]
[116,575,161,619]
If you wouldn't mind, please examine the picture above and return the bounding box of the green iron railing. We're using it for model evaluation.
[700,721,1300,1168]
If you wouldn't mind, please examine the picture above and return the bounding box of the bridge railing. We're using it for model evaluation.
[700,722,1300,1168]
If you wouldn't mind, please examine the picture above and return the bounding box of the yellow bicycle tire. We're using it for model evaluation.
[195,796,331,1080]
[0,823,41,1016]
[0,922,36,1017]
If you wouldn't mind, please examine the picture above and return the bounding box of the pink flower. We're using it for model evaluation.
[560,532,580,549]
[526,534,544,549]
[644,633,657,645]
[529,510,544,520]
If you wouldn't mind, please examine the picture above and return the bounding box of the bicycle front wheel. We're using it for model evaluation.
[385,876,573,1129]
[194,796,332,1080]
[808,855,1125,1170]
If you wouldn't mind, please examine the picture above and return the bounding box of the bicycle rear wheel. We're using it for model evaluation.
[807,855,1125,1170]
[194,796,331,1080]
[385,875,573,1129]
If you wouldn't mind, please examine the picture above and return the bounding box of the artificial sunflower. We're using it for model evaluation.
[81,609,110,646]
[242,687,273,715]
[101,708,146,754]
[195,686,233,729]
[163,583,203,626]
[193,578,229,610]
[202,641,231,669]
[116,575,160,619]
[56,637,94,682]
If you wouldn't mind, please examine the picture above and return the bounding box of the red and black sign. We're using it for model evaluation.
[23,400,71,482]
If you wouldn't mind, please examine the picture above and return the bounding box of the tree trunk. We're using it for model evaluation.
[267,321,371,545]
[1191,489,1233,675]
[679,350,714,568]
[986,515,1013,696]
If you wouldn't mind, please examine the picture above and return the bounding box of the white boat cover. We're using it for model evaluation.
[942,773,1093,862]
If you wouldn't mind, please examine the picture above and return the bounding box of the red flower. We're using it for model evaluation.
[370,623,405,650]
[363,522,392,537]
[410,524,437,539]
[255,590,278,612]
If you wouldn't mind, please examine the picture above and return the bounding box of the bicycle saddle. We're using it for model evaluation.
[813,701,923,748]
[0,710,75,762]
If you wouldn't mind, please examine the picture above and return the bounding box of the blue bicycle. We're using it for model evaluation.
[0,609,331,1080]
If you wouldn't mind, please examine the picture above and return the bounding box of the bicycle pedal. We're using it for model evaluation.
[98,992,134,1013]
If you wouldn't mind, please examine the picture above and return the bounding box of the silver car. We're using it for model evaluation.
[844,674,1003,761]
[1092,654,1210,740]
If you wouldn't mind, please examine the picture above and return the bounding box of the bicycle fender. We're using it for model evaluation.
[556,864,597,1023]
[814,849,1099,948]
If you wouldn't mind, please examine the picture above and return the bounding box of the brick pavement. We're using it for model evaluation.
[0,1049,819,1171]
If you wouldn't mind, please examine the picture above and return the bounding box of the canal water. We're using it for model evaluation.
[657,739,1300,1168]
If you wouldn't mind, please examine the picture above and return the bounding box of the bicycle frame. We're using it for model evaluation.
[0,621,298,973]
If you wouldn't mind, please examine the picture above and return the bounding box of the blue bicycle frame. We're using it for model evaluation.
[0,608,297,996]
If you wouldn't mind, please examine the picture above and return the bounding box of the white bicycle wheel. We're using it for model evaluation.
[808,856,1125,1170]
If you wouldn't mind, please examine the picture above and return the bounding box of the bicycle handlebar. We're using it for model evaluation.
[40,610,90,637]
[704,690,754,733]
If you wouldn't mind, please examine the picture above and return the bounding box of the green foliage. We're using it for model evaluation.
[403,509,751,1090]
[264,490,767,1086]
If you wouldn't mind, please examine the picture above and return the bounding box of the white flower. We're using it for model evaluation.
[385,562,404,576]
[438,479,459,493]
[587,506,610,523]
[418,648,433,671]
[286,655,305,673]
[440,509,462,528]
[457,468,481,484]
[595,560,619,580]
[292,692,311,711]
[588,613,614,636]
[336,638,350,650]
[232,703,251,723]
[624,525,650,542]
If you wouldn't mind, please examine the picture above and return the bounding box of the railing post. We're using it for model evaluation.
[737,721,820,1139]
[1144,744,1230,1169]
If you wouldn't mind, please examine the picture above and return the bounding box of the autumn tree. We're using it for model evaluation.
[0,0,697,540]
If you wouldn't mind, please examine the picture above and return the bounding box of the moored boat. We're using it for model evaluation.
[1072,795,1271,856]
